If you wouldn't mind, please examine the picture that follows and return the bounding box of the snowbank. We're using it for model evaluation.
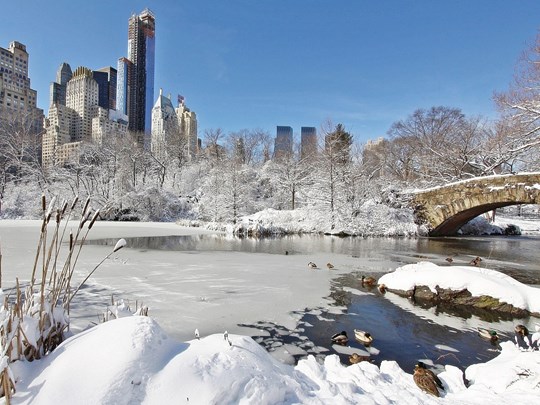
[378,262,540,315]
[9,316,540,404]
[228,203,418,237]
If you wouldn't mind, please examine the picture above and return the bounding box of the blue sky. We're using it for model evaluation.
[1,0,539,143]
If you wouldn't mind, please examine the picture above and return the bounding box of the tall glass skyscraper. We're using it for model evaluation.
[274,126,293,159]
[301,126,317,159]
[116,57,131,116]
[117,9,155,147]
[93,67,117,111]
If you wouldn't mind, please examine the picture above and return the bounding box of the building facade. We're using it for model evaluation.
[66,67,99,142]
[91,106,128,145]
[300,126,317,159]
[274,126,293,160]
[117,9,155,147]
[43,66,127,168]
[176,96,198,159]
[49,62,72,107]
[151,89,176,161]
[151,90,197,162]
[116,57,131,116]
[0,41,44,135]
[93,66,117,111]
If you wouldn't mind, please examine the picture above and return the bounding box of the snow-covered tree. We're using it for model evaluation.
[308,123,354,227]
[493,32,540,173]
[263,144,311,210]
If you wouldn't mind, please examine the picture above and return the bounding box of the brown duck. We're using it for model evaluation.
[413,363,443,397]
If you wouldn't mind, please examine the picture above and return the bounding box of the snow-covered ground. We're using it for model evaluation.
[6,262,540,404]
[1,219,539,403]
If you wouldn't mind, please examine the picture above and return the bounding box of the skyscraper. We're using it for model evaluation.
[274,126,293,160]
[116,57,131,116]
[176,96,198,159]
[151,90,198,162]
[300,126,317,159]
[66,67,99,142]
[50,62,72,106]
[93,66,117,110]
[0,41,44,135]
[117,9,155,148]
[43,66,127,168]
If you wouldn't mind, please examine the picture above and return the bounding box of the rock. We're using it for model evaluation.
[386,284,533,318]
[504,224,521,235]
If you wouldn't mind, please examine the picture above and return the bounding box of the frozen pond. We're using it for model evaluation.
[1,220,539,372]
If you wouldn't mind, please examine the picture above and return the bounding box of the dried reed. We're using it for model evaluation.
[0,196,127,402]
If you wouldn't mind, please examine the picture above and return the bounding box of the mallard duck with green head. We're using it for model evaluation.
[478,328,499,342]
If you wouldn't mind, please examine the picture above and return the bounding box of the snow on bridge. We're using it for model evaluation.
[411,172,540,236]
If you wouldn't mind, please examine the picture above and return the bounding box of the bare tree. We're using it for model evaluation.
[203,128,225,164]
[387,106,488,184]
[226,129,272,166]
[493,32,540,173]
[0,107,44,183]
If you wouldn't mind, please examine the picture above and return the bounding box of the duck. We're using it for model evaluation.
[354,329,373,345]
[308,261,318,269]
[469,256,482,266]
[515,324,529,336]
[361,275,377,286]
[413,363,442,397]
[445,257,453,263]
[331,330,348,345]
[378,284,387,294]
[326,262,335,269]
[478,328,499,342]
[417,362,444,391]
[514,324,533,350]
[349,352,370,364]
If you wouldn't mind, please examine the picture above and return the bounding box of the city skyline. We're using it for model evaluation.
[1,1,540,144]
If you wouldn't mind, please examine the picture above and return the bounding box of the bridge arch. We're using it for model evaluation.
[411,173,540,236]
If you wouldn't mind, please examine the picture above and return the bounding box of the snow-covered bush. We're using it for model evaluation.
[458,216,503,235]
[100,297,149,322]
[114,187,196,222]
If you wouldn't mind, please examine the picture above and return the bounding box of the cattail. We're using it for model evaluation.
[69,232,74,251]
[41,194,46,212]
[46,196,57,218]
[88,209,100,230]
[79,209,92,229]
[70,196,79,211]
[82,197,91,217]
[61,200,68,216]
[113,239,127,253]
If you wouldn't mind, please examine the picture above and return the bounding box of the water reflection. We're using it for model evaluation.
[88,233,540,283]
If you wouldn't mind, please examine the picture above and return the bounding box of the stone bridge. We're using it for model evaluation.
[411,173,540,236]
